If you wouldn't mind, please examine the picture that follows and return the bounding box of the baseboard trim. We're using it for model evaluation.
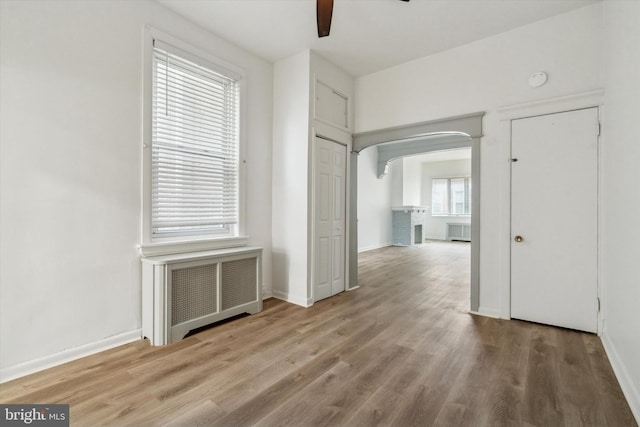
[601,332,640,424]
[271,290,313,308]
[358,243,392,253]
[470,307,502,319]
[0,329,142,384]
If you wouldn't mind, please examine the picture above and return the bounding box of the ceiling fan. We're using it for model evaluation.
[317,0,410,38]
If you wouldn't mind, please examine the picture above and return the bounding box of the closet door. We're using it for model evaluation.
[314,137,347,301]
[511,108,598,333]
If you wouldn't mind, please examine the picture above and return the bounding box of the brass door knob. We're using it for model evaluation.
[514,235,524,242]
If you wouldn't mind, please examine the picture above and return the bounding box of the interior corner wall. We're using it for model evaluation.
[600,0,640,420]
[271,51,312,304]
[357,147,393,252]
[0,0,273,378]
[354,3,603,315]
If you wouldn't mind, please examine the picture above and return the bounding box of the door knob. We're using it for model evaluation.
[514,235,524,242]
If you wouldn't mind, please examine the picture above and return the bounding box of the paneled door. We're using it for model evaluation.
[314,136,347,302]
[511,107,598,333]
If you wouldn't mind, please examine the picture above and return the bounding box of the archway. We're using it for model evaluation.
[349,112,484,311]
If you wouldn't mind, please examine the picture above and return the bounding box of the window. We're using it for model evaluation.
[431,177,471,216]
[150,39,240,241]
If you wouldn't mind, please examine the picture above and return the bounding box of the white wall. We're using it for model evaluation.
[272,51,354,305]
[387,156,424,208]
[0,0,273,379]
[421,159,472,240]
[271,51,311,305]
[354,3,603,316]
[389,159,404,208]
[401,155,423,206]
[600,0,640,420]
[357,147,393,252]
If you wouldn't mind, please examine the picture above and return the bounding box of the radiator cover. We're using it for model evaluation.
[141,247,262,345]
[446,223,471,242]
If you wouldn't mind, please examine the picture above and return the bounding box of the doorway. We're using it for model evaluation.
[510,107,599,333]
[350,112,483,311]
[313,136,347,302]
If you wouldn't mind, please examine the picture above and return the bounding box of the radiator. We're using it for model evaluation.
[446,223,471,242]
[141,247,262,345]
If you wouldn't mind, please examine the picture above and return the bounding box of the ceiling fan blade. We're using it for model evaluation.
[317,0,333,38]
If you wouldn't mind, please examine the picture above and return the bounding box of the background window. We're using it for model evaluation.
[432,177,471,216]
[151,41,240,240]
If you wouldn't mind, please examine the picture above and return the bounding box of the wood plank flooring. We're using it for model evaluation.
[1,241,636,426]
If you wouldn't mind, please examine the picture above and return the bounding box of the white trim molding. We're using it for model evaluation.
[497,89,604,321]
[471,307,502,319]
[352,111,484,153]
[602,332,640,423]
[497,89,604,120]
[138,236,248,257]
[271,290,314,308]
[0,330,141,384]
[141,26,249,247]
[358,243,393,253]
[350,112,484,312]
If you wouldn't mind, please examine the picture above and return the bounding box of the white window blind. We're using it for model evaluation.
[151,41,240,239]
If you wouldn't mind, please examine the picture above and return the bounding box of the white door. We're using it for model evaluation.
[314,137,347,301]
[511,108,598,333]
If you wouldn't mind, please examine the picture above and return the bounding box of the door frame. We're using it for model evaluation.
[311,135,348,302]
[351,112,484,312]
[310,133,350,304]
[497,89,604,333]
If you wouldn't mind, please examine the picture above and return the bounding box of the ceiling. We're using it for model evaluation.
[393,147,471,164]
[157,0,599,77]
[416,147,471,163]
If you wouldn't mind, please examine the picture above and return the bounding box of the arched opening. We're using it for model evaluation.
[349,112,483,311]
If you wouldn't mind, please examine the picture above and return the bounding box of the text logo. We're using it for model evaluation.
[0,405,69,426]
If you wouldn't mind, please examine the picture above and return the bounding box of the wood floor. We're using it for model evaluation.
[1,241,636,426]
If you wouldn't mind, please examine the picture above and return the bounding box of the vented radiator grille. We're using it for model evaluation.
[446,223,471,242]
[142,247,262,346]
[171,263,218,325]
[221,258,257,310]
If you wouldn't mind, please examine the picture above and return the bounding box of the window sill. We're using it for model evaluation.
[138,236,248,257]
